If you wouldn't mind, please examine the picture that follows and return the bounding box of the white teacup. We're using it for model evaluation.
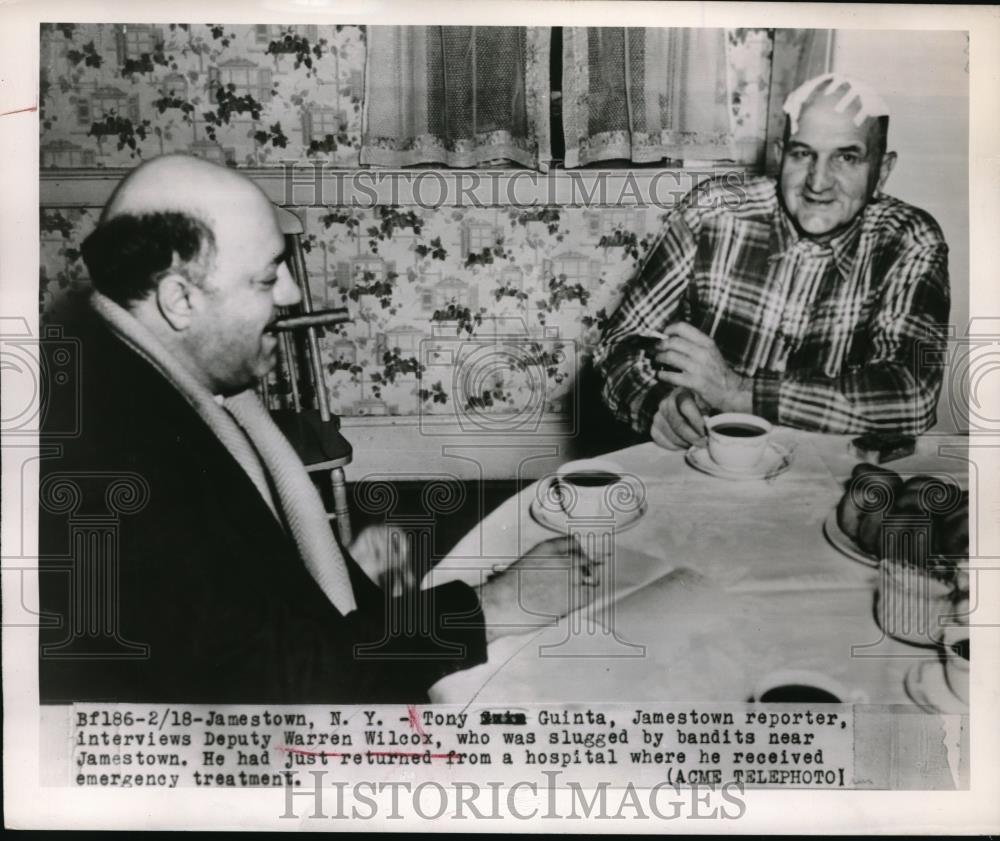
[706,412,772,471]
[752,669,868,704]
[554,459,624,520]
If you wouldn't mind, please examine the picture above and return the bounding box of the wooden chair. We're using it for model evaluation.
[263,206,354,546]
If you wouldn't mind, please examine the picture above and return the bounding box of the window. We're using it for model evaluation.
[86,89,139,124]
[466,223,497,253]
[223,67,254,95]
[601,208,640,234]
[41,143,96,168]
[548,253,598,290]
[160,73,188,99]
[305,108,347,143]
[124,26,154,57]
[115,25,160,64]
[354,257,385,283]
[500,267,524,289]
[75,99,92,126]
[255,24,320,48]
[434,279,475,309]
[383,330,421,354]
[91,95,119,120]
[332,340,357,363]
[208,60,273,103]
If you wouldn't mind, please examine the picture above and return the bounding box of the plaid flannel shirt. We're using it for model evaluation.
[593,176,950,436]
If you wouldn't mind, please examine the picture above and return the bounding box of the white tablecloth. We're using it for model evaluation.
[422,430,969,705]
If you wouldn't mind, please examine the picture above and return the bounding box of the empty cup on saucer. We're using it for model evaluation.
[706,413,772,471]
[554,459,625,520]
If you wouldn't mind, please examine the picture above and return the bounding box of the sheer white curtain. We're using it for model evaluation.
[361,26,551,169]
[561,28,833,169]
[361,26,832,171]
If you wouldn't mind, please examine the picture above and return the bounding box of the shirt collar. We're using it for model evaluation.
[770,199,867,279]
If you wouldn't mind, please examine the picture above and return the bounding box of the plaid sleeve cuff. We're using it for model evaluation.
[752,370,781,424]
[634,381,674,435]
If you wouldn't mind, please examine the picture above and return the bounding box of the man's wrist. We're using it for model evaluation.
[751,370,781,422]
[723,373,754,414]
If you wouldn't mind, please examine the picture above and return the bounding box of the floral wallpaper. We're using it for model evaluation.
[41,201,664,422]
[39,24,807,422]
[40,23,365,167]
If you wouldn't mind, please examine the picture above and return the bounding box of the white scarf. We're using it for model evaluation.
[90,291,357,615]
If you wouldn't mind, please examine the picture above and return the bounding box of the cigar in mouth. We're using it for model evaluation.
[266,308,352,333]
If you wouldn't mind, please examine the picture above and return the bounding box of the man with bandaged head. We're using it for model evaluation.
[595,74,950,446]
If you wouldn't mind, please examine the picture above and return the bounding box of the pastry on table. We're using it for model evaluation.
[933,490,969,558]
[837,463,902,546]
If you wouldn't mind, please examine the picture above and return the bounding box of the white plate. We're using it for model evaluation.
[528,476,647,535]
[822,509,880,568]
[684,441,792,481]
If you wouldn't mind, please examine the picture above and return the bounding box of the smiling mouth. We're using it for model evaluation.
[803,195,835,206]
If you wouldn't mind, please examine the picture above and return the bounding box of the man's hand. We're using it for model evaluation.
[350,524,417,597]
[653,322,753,413]
[478,536,598,643]
[651,387,707,450]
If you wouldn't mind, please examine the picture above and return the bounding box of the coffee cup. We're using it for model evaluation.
[706,412,772,471]
[752,669,868,704]
[554,459,625,520]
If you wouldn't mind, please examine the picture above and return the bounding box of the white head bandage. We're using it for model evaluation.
[782,73,890,134]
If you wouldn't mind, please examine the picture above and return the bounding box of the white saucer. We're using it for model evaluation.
[685,441,792,481]
[822,509,880,568]
[528,476,647,535]
[904,659,968,715]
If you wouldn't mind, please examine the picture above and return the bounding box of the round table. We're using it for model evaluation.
[422,430,970,706]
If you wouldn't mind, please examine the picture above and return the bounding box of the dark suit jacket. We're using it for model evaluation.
[39,308,486,703]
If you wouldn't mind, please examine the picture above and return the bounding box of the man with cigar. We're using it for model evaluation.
[39,154,593,704]
[595,73,950,449]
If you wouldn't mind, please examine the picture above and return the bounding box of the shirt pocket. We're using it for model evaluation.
[791,295,873,378]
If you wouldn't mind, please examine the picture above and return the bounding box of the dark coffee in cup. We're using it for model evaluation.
[706,412,773,471]
[554,459,624,519]
[561,471,620,488]
[758,684,842,703]
[712,423,767,438]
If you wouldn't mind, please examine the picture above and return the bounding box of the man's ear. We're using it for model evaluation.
[155,271,197,331]
[876,151,897,193]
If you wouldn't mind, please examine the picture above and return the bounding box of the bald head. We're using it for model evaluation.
[82,154,300,393]
[83,154,276,307]
[102,154,265,226]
